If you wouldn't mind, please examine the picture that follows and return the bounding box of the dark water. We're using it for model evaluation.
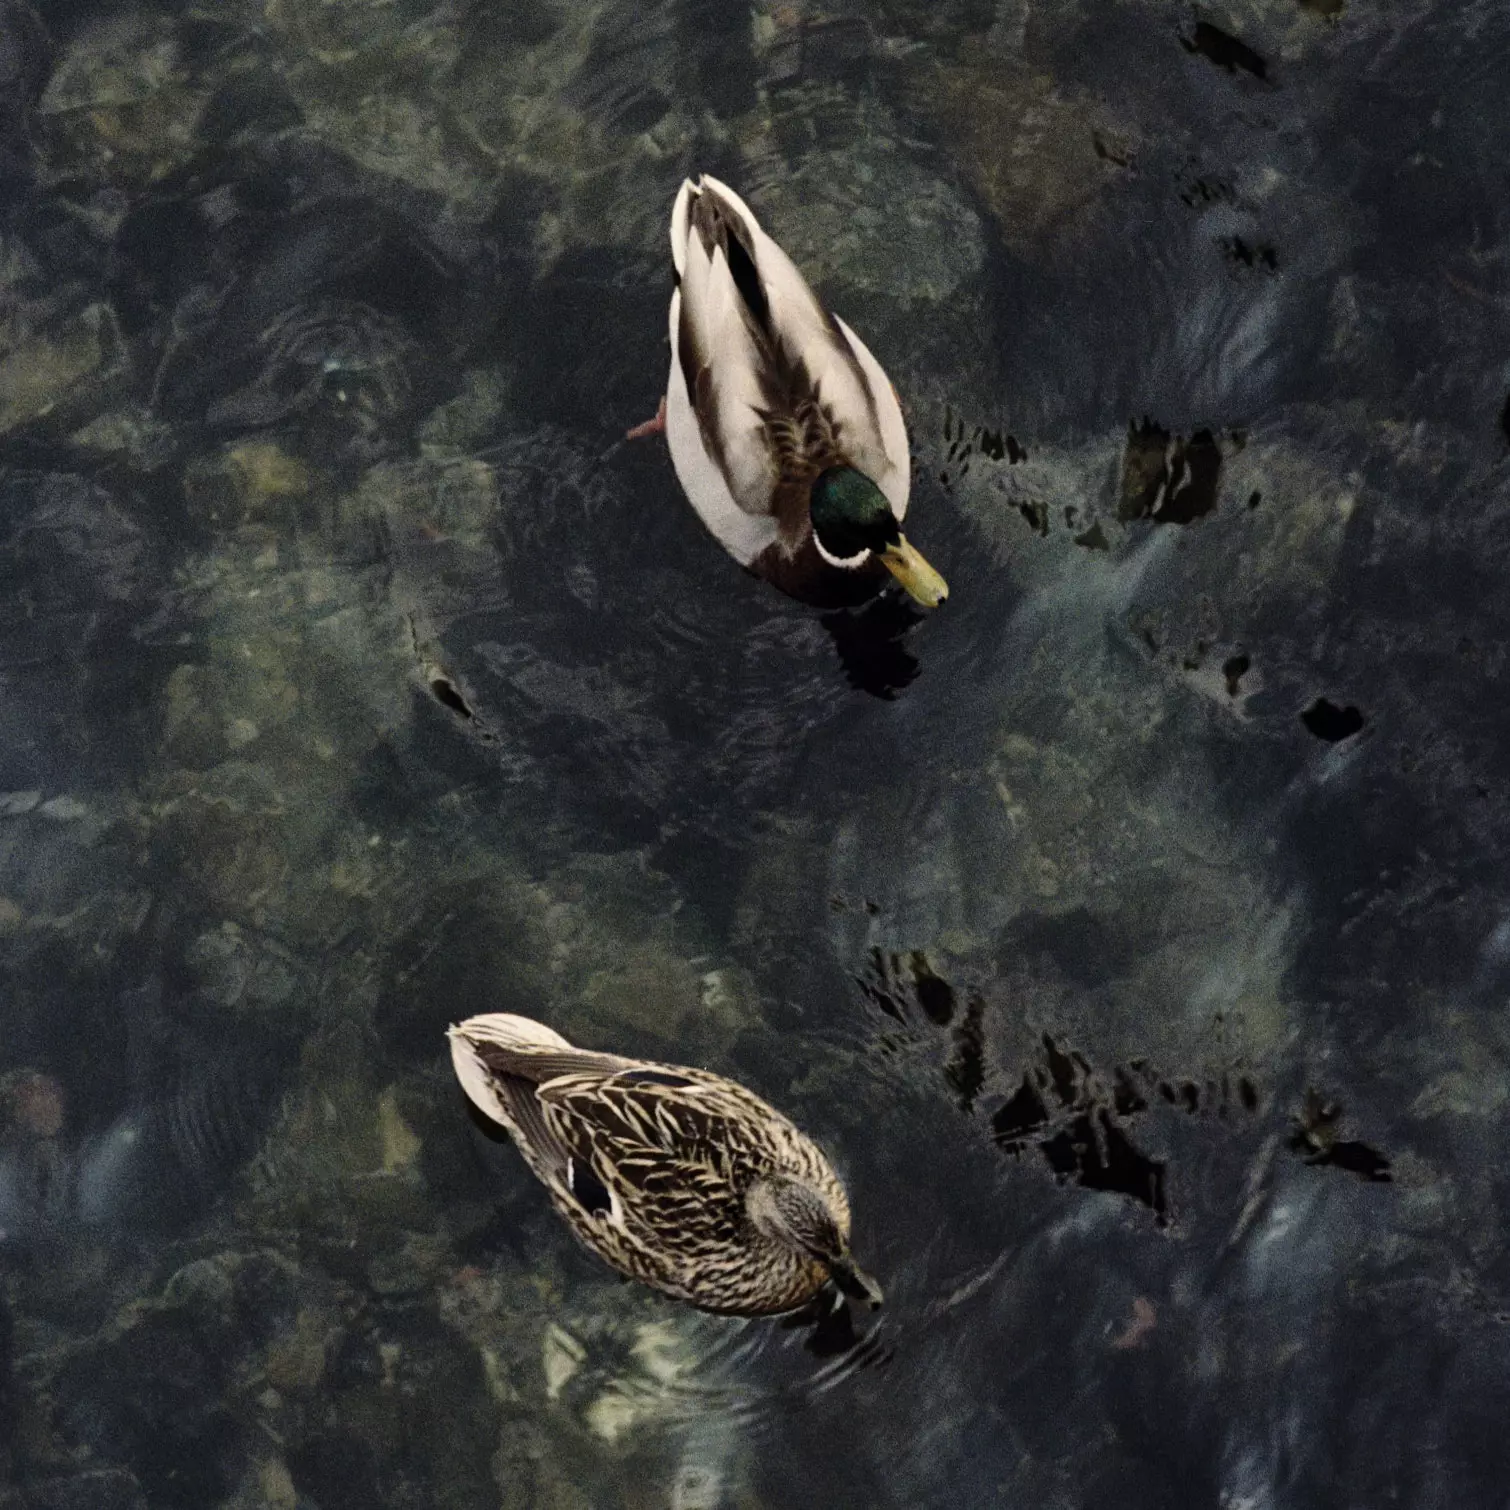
[2,0,1510,1505]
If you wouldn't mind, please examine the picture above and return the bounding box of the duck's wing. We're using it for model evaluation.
[448,1014,635,1184]
[673,182,783,521]
[674,176,910,518]
[536,1066,781,1228]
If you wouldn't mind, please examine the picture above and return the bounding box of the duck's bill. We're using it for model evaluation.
[829,1255,884,1310]
[880,536,948,608]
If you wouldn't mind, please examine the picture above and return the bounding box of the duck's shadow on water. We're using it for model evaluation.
[779,1289,886,1360]
[820,595,925,701]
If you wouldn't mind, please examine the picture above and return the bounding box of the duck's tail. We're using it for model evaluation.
[449,1012,573,1056]
[447,1014,628,1135]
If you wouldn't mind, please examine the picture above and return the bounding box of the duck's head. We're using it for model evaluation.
[809,466,948,608]
[747,1174,884,1308]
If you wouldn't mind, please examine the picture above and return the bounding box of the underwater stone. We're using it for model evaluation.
[68,407,175,465]
[911,58,1134,264]
[264,1308,331,1394]
[161,665,233,770]
[223,443,312,508]
[0,1470,149,1510]
[38,40,204,186]
[576,942,705,1055]
[417,369,512,459]
[0,303,121,433]
[161,1255,236,1322]
[38,15,180,113]
[183,922,299,1017]
[48,1309,245,1505]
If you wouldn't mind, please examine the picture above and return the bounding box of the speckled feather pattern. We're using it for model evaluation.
[457,1026,849,1315]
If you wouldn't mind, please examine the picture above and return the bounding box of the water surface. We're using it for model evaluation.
[2,1,1510,1506]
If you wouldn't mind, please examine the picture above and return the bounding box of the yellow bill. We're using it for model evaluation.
[880,535,949,608]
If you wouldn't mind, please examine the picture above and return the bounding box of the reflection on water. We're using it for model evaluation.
[2,0,1510,1504]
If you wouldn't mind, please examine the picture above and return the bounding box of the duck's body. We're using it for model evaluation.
[641,175,946,609]
[448,1013,880,1316]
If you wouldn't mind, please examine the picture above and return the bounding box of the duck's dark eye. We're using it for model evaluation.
[567,1157,614,1215]
[620,1070,694,1088]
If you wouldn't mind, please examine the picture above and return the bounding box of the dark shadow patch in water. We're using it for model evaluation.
[374,880,552,1064]
[681,0,761,109]
[1290,1089,1393,1181]
[108,145,499,470]
[426,669,476,723]
[289,1431,383,1510]
[1180,21,1270,81]
[52,1309,246,1510]
[1038,1109,1168,1222]
[1015,498,1050,537]
[990,1037,1175,1225]
[857,952,993,1114]
[0,466,200,790]
[861,940,1273,1228]
[938,408,1028,485]
[820,595,924,700]
[779,1292,880,1360]
[943,994,986,1113]
[1300,696,1366,742]
[308,1272,499,1504]
[763,15,873,91]
[196,70,304,145]
[1179,175,1236,210]
[1000,907,1135,989]
[1119,420,1225,524]
[501,245,667,429]
[1220,235,1280,272]
[990,1071,1050,1145]
[856,948,949,1025]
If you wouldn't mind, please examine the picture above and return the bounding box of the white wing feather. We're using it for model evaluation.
[665,288,779,565]
[676,222,781,517]
[664,175,910,540]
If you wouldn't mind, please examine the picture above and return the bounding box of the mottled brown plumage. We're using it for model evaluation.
[448,1014,879,1315]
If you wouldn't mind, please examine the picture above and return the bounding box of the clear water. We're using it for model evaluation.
[2,0,1509,1505]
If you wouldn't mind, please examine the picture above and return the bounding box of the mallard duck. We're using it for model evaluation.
[627,174,947,609]
[447,1012,882,1316]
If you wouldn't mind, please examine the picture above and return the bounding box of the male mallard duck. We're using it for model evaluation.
[448,1012,882,1316]
[627,174,947,609]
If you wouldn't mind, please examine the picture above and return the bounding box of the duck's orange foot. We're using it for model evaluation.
[625,396,667,440]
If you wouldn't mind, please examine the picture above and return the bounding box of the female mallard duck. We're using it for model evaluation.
[448,1012,882,1316]
[627,174,947,609]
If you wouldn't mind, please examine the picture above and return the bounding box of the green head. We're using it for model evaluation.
[808,467,948,608]
[809,466,900,565]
